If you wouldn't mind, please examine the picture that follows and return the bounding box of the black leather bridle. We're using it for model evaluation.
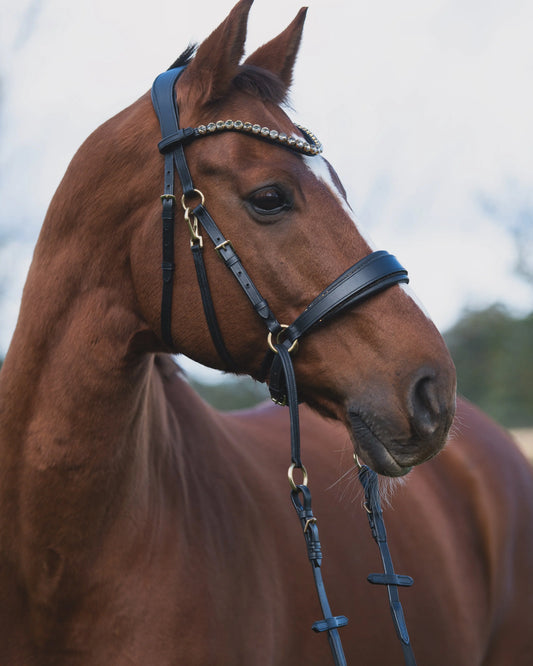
[151,65,417,666]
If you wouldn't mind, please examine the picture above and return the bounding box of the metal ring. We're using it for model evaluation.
[288,463,308,491]
[267,324,299,355]
[181,188,205,211]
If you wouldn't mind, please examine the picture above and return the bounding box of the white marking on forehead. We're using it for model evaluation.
[302,155,377,250]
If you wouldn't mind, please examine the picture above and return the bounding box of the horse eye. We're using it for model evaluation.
[248,187,291,216]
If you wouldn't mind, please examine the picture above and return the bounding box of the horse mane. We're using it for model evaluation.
[168,45,289,105]
[168,44,197,70]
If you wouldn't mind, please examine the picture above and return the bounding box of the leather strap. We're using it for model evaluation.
[152,68,186,348]
[276,339,349,665]
[192,203,282,335]
[291,483,348,666]
[152,68,235,361]
[358,465,417,666]
[275,345,301,466]
[160,185,176,348]
[191,243,237,371]
[284,251,408,345]
[152,68,195,196]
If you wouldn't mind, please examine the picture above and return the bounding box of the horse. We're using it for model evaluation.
[0,0,531,663]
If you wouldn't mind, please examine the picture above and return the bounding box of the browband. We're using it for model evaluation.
[158,120,323,156]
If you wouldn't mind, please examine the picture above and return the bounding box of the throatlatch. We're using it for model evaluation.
[152,65,416,666]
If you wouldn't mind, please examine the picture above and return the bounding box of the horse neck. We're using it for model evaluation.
[0,129,185,566]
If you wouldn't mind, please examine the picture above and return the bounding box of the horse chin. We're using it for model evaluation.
[349,412,413,478]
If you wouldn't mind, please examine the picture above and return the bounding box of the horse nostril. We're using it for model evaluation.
[408,371,443,437]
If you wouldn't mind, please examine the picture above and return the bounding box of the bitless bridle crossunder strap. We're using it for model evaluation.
[152,66,416,666]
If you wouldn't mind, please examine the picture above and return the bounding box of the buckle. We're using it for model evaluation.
[214,239,234,258]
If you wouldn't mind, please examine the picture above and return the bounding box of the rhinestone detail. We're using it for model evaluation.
[191,119,323,155]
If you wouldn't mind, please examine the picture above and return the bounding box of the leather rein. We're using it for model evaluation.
[151,66,417,666]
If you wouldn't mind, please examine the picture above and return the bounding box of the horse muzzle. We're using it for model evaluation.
[348,369,456,477]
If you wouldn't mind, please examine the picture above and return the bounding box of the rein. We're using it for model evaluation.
[151,66,417,665]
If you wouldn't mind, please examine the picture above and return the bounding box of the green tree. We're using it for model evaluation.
[444,305,533,427]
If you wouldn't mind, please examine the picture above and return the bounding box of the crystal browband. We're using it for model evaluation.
[157,119,323,156]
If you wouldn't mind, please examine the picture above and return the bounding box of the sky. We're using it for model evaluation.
[1,0,532,378]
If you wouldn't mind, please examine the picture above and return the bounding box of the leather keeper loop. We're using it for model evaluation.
[158,127,197,153]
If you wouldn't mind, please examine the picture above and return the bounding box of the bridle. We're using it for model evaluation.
[152,66,417,666]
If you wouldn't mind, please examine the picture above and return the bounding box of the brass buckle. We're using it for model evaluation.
[214,239,233,257]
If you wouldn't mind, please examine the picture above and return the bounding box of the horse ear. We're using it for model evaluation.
[244,7,307,91]
[179,0,253,105]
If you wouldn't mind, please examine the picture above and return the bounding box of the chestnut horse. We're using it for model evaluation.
[0,1,532,664]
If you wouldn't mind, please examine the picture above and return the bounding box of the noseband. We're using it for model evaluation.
[151,66,417,666]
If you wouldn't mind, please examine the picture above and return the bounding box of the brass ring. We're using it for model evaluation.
[288,463,308,491]
[267,325,299,354]
[181,188,205,211]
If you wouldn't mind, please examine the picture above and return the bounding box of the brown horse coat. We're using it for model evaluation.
[0,1,532,663]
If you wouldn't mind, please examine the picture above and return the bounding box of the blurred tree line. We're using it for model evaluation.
[444,305,533,427]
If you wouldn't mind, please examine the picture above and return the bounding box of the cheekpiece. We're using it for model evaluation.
[195,120,323,156]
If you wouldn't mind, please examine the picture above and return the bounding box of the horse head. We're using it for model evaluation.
[123,0,456,476]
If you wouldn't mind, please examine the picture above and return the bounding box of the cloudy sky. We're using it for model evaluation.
[1,0,532,371]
